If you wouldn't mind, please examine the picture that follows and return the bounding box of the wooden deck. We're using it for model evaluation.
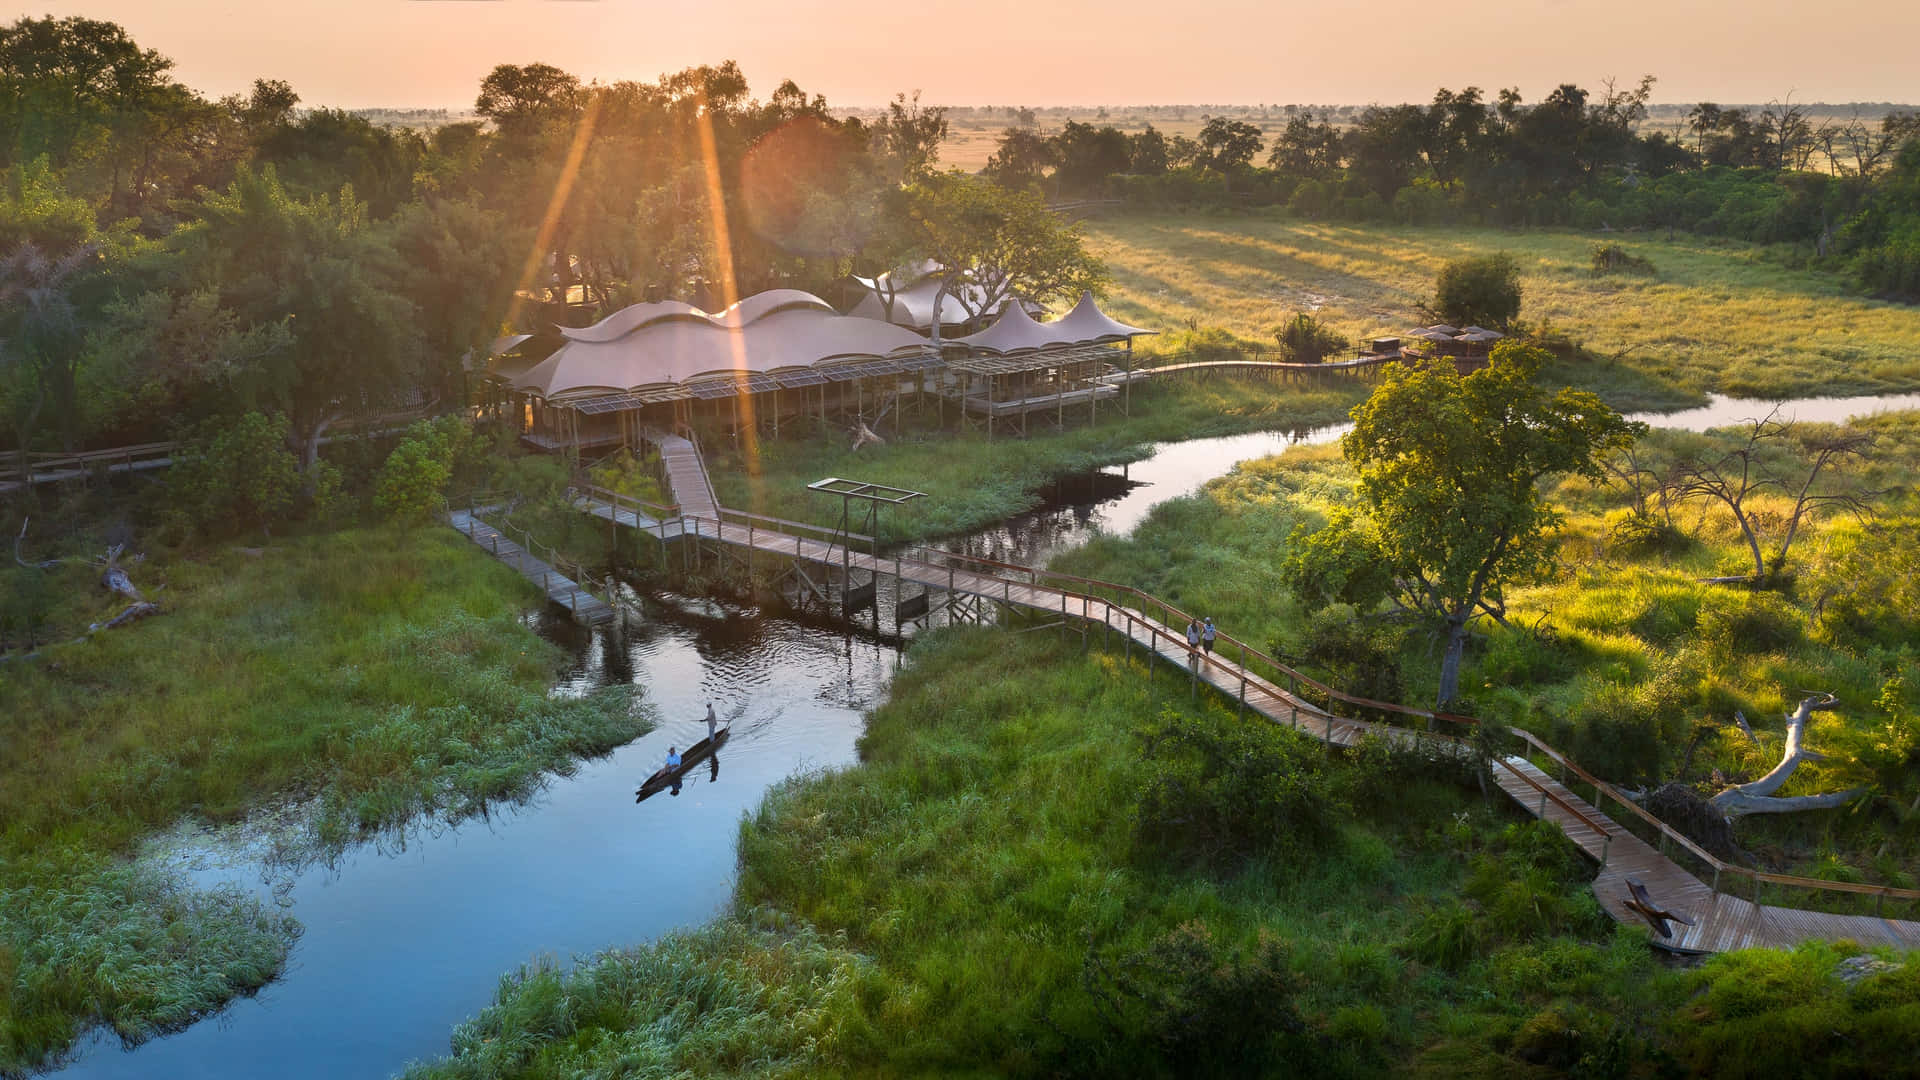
[958,384,1118,418]
[449,509,615,625]
[595,434,1920,955]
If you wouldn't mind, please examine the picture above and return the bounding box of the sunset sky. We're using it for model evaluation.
[26,0,1920,110]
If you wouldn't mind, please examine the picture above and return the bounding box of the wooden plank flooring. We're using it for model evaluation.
[606,434,1920,956]
[449,509,614,625]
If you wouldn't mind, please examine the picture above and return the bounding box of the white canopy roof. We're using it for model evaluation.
[1048,292,1155,343]
[952,291,1155,353]
[513,291,931,402]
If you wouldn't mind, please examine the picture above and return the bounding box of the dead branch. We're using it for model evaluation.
[91,601,159,632]
[1710,692,1865,819]
[97,543,143,602]
[14,517,63,570]
[850,421,886,452]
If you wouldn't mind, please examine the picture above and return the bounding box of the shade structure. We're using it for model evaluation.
[1048,291,1155,343]
[952,292,1156,353]
[512,291,934,403]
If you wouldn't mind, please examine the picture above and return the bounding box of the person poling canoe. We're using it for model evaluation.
[635,727,732,803]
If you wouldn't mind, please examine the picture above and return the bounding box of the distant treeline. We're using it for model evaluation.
[976,82,1920,298]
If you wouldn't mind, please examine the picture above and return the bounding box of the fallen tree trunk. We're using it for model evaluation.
[1710,692,1865,819]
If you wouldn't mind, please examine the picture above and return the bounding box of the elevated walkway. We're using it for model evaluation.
[580,431,1920,955]
[449,508,615,625]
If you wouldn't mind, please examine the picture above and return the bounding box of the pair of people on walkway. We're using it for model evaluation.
[1185,617,1217,665]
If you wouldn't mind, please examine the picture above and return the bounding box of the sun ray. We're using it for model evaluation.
[505,94,601,335]
[695,90,761,476]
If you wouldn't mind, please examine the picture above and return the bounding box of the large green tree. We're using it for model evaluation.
[1286,341,1641,706]
[902,171,1108,345]
[168,165,419,466]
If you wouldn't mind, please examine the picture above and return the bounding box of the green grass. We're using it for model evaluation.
[0,525,647,1075]
[406,626,1920,1076]
[1050,408,1920,899]
[1083,214,1920,407]
[705,376,1368,544]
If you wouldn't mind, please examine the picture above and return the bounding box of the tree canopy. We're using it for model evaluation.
[1285,341,1643,706]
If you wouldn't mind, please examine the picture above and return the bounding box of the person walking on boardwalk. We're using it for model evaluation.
[705,702,718,741]
[1186,618,1202,667]
[1201,617,1217,656]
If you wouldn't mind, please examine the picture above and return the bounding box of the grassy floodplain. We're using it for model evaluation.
[1083,214,1920,407]
[1050,409,1920,892]
[0,526,644,1074]
[410,629,1920,1078]
[706,376,1368,543]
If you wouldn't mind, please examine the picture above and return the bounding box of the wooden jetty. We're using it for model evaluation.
[448,508,615,625]
[571,433,1920,955]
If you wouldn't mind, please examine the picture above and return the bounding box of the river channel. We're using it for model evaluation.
[56,390,1920,1078]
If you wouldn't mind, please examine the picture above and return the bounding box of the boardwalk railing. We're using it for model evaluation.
[457,492,614,620]
[1511,728,1920,912]
[581,435,1920,919]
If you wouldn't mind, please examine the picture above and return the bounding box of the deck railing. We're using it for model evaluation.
[563,436,1920,917]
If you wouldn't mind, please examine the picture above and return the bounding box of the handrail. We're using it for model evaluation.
[573,479,681,521]
[1492,756,1612,839]
[611,432,1920,914]
[1508,728,1920,903]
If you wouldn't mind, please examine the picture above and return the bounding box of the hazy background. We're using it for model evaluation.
[29,0,1920,109]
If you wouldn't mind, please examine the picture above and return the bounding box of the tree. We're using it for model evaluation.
[1289,342,1641,706]
[1196,117,1262,172]
[1127,125,1169,175]
[474,62,582,142]
[1272,313,1346,363]
[982,126,1057,191]
[0,240,97,458]
[1051,120,1130,196]
[1430,253,1522,329]
[169,165,420,467]
[1265,111,1341,178]
[870,90,947,182]
[1664,410,1876,583]
[901,171,1108,347]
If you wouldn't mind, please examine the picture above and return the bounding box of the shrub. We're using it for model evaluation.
[1431,253,1523,329]
[1590,243,1656,275]
[1273,312,1348,363]
[1555,679,1687,783]
[1133,709,1345,872]
[1081,923,1322,1077]
[1403,899,1483,970]
[374,418,464,523]
[1608,510,1691,557]
[1296,607,1407,712]
[169,412,301,537]
[1698,593,1805,655]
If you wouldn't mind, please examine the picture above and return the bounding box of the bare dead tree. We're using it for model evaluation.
[1602,444,1675,527]
[1665,409,1875,583]
[1710,693,1865,819]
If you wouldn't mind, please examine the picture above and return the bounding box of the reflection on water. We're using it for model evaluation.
[1625,392,1920,431]
[58,388,1920,1079]
[60,592,896,1080]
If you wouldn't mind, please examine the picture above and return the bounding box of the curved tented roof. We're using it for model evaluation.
[952,292,1156,353]
[951,302,1062,352]
[1049,292,1155,343]
[513,292,932,402]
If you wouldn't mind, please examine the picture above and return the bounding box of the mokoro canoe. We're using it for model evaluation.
[635,727,730,802]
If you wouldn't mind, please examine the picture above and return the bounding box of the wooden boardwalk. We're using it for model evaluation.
[449,509,615,625]
[590,436,1920,955]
